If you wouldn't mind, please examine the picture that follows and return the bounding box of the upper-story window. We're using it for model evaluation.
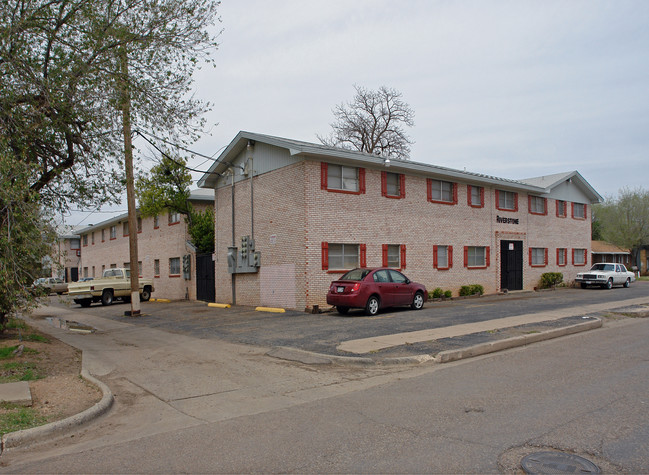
[427,179,457,205]
[556,200,567,218]
[70,238,80,250]
[321,163,365,194]
[169,211,181,225]
[137,217,142,233]
[101,229,105,242]
[82,234,88,246]
[123,222,129,236]
[91,232,95,245]
[467,185,484,208]
[572,203,586,219]
[496,190,518,211]
[529,196,547,215]
[110,225,117,240]
[381,172,405,199]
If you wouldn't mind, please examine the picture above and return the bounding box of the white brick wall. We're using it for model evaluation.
[214,159,592,309]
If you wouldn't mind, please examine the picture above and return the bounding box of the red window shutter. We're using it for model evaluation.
[321,242,328,270]
[583,204,588,218]
[543,198,548,216]
[427,179,432,202]
[382,244,388,267]
[480,187,484,207]
[495,190,500,209]
[571,248,575,265]
[448,246,453,268]
[571,202,575,218]
[486,246,490,267]
[320,163,328,190]
[359,168,366,194]
[544,248,548,265]
[467,185,472,206]
[360,244,367,267]
[399,174,406,199]
[556,248,560,264]
[513,193,519,212]
[529,247,533,264]
[433,245,438,268]
[584,248,587,265]
[464,246,468,267]
[452,183,458,204]
[400,244,406,269]
[381,171,387,197]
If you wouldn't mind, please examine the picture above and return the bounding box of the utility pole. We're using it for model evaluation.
[119,46,141,317]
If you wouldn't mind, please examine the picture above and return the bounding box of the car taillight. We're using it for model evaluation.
[350,283,361,292]
[90,286,95,291]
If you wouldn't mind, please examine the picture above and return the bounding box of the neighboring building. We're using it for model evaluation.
[51,226,82,282]
[591,240,631,267]
[198,131,603,311]
[76,190,214,300]
[634,245,649,275]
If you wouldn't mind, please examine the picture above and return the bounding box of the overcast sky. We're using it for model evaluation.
[67,0,649,226]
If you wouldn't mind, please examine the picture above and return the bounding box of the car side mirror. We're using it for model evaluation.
[405,279,410,284]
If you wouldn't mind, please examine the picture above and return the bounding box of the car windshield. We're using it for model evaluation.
[591,264,615,272]
[340,269,371,281]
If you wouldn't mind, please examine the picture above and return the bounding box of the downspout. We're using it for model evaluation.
[230,168,236,305]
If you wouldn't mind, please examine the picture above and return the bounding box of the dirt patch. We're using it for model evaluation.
[0,322,101,432]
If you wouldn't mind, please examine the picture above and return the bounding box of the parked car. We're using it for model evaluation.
[575,263,636,289]
[33,277,68,295]
[68,267,154,307]
[326,267,427,316]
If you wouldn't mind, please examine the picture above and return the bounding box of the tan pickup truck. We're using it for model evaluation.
[68,268,154,307]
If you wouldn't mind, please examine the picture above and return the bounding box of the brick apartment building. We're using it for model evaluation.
[76,190,213,300]
[198,131,602,310]
[51,226,82,282]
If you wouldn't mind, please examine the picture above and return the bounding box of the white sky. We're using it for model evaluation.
[66,0,649,226]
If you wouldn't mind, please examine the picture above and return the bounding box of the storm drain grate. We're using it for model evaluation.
[521,451,600,474]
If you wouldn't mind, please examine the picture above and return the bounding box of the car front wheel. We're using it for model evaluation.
[624,278,631,288]
[365,296,380,316]
[604,278,613,290]
[411,292,424,310]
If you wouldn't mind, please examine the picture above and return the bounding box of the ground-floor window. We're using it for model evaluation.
[154,259,160,277]
[433,245,453,270]
[169,257,181,276]
[530,247,547,267]
[465,246,490,268]
[322,243,366,271]
[572,248,587,266]
[382,244,406,269]
[557,248,567,266]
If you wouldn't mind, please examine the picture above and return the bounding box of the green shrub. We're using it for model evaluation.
[459,284,484,297]
[444,290,453,299]
[540,272,563,289]
[431,288,444,299]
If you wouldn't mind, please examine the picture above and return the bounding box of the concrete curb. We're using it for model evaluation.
[1,370,114,453]
[435,317,603,363]
[268,318,602,367]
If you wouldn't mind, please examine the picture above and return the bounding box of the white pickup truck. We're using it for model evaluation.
[68,268,154,307]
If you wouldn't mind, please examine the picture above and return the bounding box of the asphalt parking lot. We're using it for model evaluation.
[44,281,649,360]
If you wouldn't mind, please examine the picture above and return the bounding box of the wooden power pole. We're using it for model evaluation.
[119,46,141,316]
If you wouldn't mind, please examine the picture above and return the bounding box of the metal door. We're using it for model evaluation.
[196,254,215,302]
[500,240,523,291]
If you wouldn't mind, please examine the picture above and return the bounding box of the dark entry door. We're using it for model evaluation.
[196,254,216,302]
[70,267,79,282]
[500,240,523,291]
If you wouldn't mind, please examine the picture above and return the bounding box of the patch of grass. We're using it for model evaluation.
[24,334,49,343]
[0,405,47,436]
[0,361,42,383]
[524,330,540,334]
[0,346,19,359]
[3,319,27,331]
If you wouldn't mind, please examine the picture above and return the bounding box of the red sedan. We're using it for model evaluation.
[326,268,428,316]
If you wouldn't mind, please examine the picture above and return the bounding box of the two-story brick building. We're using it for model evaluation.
[198,131,602,310]
[76,190,213,300]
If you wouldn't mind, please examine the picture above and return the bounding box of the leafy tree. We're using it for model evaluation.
[0,0,221,213]
[318,85,415,160]
[0,149,56,330]
[137,155,214,253]
[594,187,649,265]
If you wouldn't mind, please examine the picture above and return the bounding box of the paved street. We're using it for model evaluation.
[0,284,648,472]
